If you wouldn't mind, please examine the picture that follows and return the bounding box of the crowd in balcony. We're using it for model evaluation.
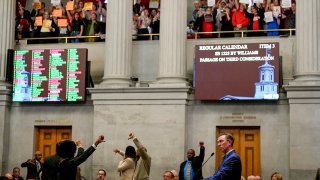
[187,0,296,38]
[15,0,296,43]
[15,0,107,43]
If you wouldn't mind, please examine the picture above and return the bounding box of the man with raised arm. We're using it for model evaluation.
[128,132,151,180]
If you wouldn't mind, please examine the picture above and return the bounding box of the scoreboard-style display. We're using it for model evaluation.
[12,48,88,102]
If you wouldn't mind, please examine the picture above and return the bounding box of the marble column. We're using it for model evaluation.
[293,0,320,81]
[284,1,320,180]
[0,0,15,174]
[153,0,188,87]
[100,0,132,87]
[0,0,15,84]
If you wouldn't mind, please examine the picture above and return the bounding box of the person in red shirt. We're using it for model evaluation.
[246,4,264,36]
[196,7,217,38]
[232,0,249,37]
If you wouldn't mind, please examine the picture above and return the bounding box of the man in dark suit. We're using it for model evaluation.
[41,142,61,180]
[57,135,105,180]
[203,133,242,180]
[21,151,42,180]
[179,141,205,180]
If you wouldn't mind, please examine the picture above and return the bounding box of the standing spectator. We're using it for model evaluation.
[57,135,105,180]
[285,2,296,32]
[84,12,101,42]
[179,141,205,180]
[96,169,106,180]
[68,12,84,43]
[316,168,320,180]
[34,11,57,43]
[12,167,23,180]
[271,172,282,180]
[232,0,250,37]
[203,133,242,180]
[128,132,151,180]
[264,3,280,36]
[219,6,233,37]
[16,7,32,39]
[42,142,61,180]
[137,9,151,40]
[97,0,107,34]
[186,21,198,39]
[3,174,12,180]
[21,151,42,180]
[150,9,160,40]
[192,1,201,22]
[200,0,208,8]
[133,0,143,15]
[246,5,264,36]
[31,2,46,17]
[196,7,217,38]
[132,13,139,40]
[115,146,136,180]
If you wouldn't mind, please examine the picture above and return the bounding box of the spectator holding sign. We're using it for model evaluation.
[196,7,217,38]
[232,0,250,37]
[246,4,264,36]
[264,2,280,36]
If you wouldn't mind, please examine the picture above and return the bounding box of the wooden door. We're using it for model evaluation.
[35,127,72,161]
[215,127,260,178]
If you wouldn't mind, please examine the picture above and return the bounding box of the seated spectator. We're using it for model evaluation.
[84,12,101,42]
[12,167,23,180]
[246,5,264,37]
[316,168,320,180]
[3,174,12,180]
[163,171,174,180]
[96,169,106,180]
[247,175,256,180]
[68,11,84,43]
[219,6,233,37]
[137,9,151,40]
[196,7,217,38]
[232,0,250,37]
[170,170,178,180]
[271,172,282,180]
[256,175,261,180]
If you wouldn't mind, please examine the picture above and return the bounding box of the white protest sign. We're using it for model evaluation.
[51,0,60,6]
[208,0,215,7]
[240,0,249,4]
[281,0,292,8]
[264,11,273,23]
[149,0,159,9]
[253,0,263,3]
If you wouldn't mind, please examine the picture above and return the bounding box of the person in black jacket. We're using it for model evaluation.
[246,5,265,37]
[57,135,105,180]
[41,142,61,180]
[21,151,42,180]
[179,142,205,180]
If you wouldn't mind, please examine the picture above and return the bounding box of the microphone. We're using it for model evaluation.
[192,152,215,180]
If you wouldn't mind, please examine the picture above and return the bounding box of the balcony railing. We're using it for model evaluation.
[18,29,296,44]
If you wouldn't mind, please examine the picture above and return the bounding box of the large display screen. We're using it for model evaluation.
[194,43,280,100]
[12,48,88,102]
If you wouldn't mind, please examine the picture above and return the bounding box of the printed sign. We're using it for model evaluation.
[35,16,42,26]
[83,2,93,10]
[149,0,159,9]
[240,0,249,4]
[58,19,68,27]
[52,9,63,17]
[66,1,74,11]
[34,2,41,10]
[208,0,215,7]
[264,11,273,22]
[281,0,292,8]
[51,0,60,6]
